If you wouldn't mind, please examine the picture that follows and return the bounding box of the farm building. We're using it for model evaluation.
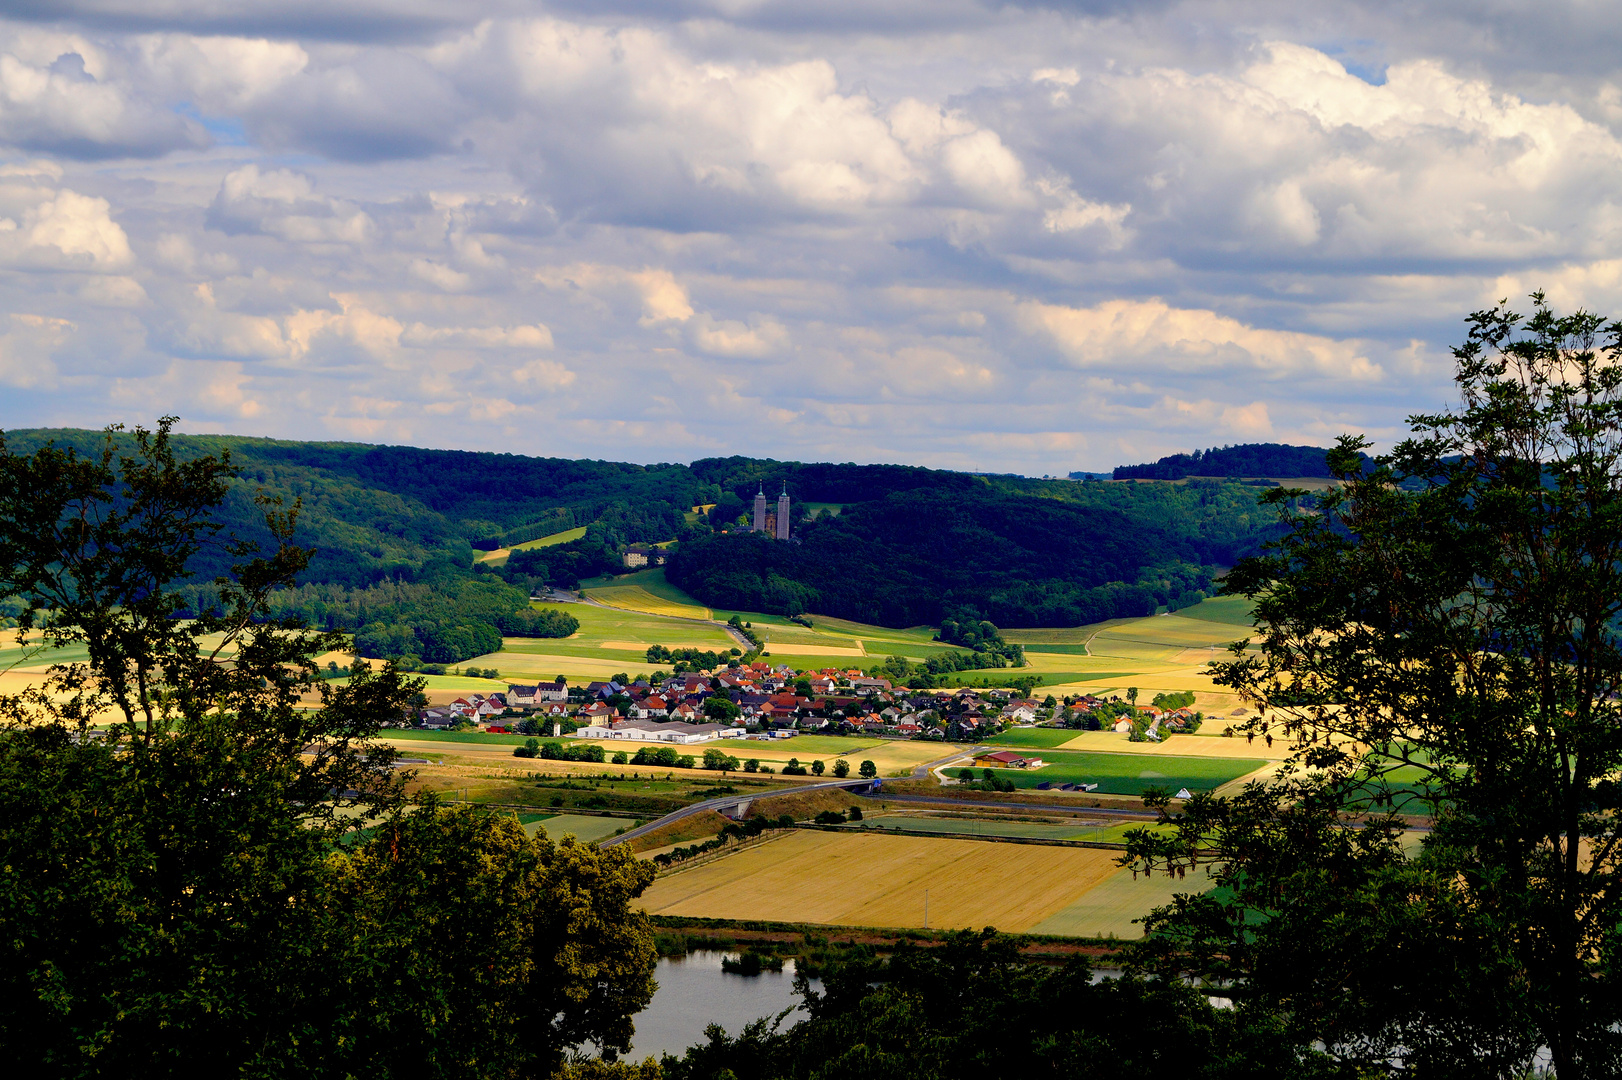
[978,750,1045,769]
[574,717,727,744]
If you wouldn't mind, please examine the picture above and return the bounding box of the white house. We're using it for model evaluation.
[574,717,726,744]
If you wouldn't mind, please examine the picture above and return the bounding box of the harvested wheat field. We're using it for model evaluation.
[636,830,1121,932]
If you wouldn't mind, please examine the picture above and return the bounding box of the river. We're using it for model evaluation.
[625,951,822,1062]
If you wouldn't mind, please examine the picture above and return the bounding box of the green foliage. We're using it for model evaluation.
[668,480,1269,627]
[858,760,877,779]
[1151,689,1196,710]
[630,746,694,768]
[0,423,659,1076]
[658,931,1348,1080]
[1113,441,1371,481]
[1128,295,1622,1078]
[702,748,741,772]
[832,758,849,778]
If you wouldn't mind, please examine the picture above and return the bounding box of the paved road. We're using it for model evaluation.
[600,777,880,848]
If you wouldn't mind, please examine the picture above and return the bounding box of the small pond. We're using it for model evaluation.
[625,951,822,1062]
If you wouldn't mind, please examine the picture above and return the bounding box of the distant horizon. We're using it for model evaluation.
[4,422,1347,479]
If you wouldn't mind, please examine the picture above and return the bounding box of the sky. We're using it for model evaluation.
[2,2,1621,473]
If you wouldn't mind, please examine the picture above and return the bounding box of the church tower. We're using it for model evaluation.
[776,484,791,540]
[753,485,767,532]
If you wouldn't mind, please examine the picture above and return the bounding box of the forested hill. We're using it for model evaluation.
[667,480,1277,628]
[4,427,1285,639]
[1111,442,1372,481]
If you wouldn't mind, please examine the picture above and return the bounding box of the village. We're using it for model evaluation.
[412,659,1206,754]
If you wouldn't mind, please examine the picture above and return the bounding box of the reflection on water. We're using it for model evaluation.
[626,951,822,1062]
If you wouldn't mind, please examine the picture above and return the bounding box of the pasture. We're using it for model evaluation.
[636,830,1124,933]
[1028,864,1218,938]
[582,569,712,620]
[477,526,588,565]
[522,813,627,844]
[984,728,1088,749]
[976,749,1268,796]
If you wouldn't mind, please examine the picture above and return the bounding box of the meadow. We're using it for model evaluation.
[582,568,713,620]
[477,526,589,566]
[636,830,1124,933]
[974,749,1268,796]
[984,728,1090,749]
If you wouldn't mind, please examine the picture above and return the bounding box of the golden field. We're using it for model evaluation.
[636,830,1123,932]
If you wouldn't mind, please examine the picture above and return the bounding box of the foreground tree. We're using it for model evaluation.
[1125,295,1622,1078]
[0,421,657,1077]
[660,931,1346,1080]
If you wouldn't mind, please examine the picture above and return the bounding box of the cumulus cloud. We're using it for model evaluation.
[0,43,203,157]
[3,5,1622,471]
[1021,298,1384,381]
[206,166,372,243]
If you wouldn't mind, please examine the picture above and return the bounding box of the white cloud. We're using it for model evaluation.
[0,44,203,157]
[207,166,373,243]
[0,184,133,270]
[2,7,1621,471]
[1021,298,1384,382]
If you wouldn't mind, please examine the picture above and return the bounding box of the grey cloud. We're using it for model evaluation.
[0,48,205,158]
[1,0,519,43]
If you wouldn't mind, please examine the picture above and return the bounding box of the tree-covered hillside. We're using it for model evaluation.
[669,481,1275,628]
[5,427,1284,643]
[1112,441,1373,481]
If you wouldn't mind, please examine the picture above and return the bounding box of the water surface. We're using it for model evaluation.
[626,951,820,1062]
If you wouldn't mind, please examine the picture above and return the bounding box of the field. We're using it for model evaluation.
[571,734,954,777]
[583,569,713,620]
[850,813,1173,845]
[1027,864,1218,938]
[521,813,627,844]
[460,602,738,679]
[973,749,1268,795]
[984,728,1088,749]
[637,830,1125,932]
[477,526,588,565]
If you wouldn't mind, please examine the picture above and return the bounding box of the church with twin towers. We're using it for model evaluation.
[752,484,792,540]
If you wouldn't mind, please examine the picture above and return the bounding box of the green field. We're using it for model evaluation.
[515,527,588,551]
[977,749,1267,795]
[462,600,738,678]
[1176,595,1255,626]
[984,728,1086,748]
[1028,864,1216,938]
[521,813,627,844]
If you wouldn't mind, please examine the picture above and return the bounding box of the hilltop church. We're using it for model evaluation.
[752,484,791,540]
